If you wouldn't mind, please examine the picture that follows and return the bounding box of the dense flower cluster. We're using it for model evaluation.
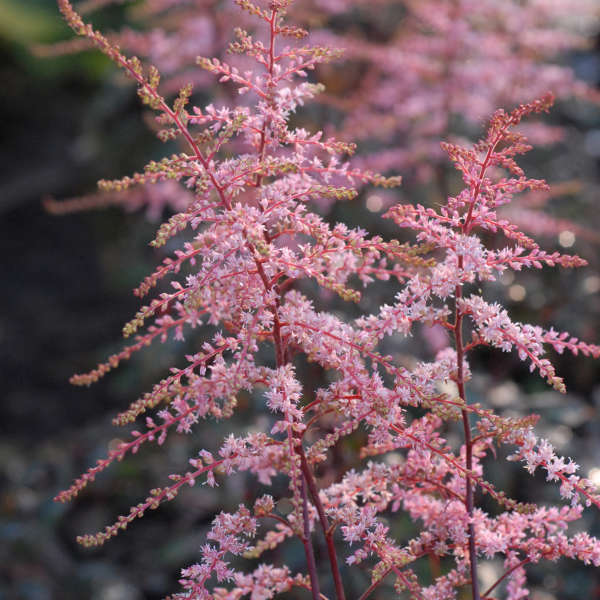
[54,0,600,599]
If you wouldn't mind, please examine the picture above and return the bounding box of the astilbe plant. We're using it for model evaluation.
[55,0,600,599]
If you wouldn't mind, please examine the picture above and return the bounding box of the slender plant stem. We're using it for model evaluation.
[482,557,531,598]
[259,265,321,598]
[451,119,513,600]
[454,257,480,600]
[299,448,347,600]
[358,566,392,600]
[301,476,322,600]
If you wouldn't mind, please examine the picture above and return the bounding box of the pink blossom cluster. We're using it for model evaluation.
[54,0,600,599]
[313,0,599,176]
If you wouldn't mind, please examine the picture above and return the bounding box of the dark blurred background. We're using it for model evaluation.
[2,1,600,599]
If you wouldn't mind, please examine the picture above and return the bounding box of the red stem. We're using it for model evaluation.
[451,118,512,600]
[482,557,531,598]
[357,566,392,600]
[299,448,347,600]
[301,476,322,600]
[454,275,480,600]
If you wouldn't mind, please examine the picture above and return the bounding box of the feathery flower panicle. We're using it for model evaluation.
[55,0,414,598]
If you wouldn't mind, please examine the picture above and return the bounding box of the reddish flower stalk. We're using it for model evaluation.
[454,269,480,600]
